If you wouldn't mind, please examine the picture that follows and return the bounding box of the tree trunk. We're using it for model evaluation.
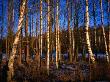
[19,27,22,64]
[49,1,53,62]
[47,0,50,75]
[72,26,75,62]
[100,0,109,63]
[57,0,61,63]
[85,0,95,63]
[93,0,97,55]
[73,0,79,62]
[40,0,43,67]
[71,0,75,62]
[107,0,110,59]
[8,0,27,81]
[67,0,72,63]
[7,0,14,58]
[56,0,59,69]
[24,0,29,64]
[32,14,34,37]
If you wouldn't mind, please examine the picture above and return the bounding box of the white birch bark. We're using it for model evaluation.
[72,26,75,60]
[8,0,27,81]
[85,0,95,63]
[40,0,43,60]
[56,0,59,69]
[100,0,109,63]
[47,0,50,75]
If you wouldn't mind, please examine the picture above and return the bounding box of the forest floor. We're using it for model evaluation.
[13,58,110,82]
[0,57,110,82]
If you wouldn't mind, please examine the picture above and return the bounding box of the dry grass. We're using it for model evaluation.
[1,58,110,82]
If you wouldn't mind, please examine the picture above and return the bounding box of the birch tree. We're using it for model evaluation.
[100,0,109,63]
[47,0,50,75]
[107,0,110,58]
[8,0,27,81]
[85,0,95,63]
[73,0,80,62]
[19,24,22,64]
[25,0,29,63]
[40,0,43,67]
[67,0,72,63]
[56,0,60,69]
[92,0,97,55]
[72,1,75,62]
[7,0,14,57]
[57,1,61,64]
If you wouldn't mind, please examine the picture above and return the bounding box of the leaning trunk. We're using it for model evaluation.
[8,0,27,81]
[107,0,110,58]
[85,0,95,63]
[100,0,109,63]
